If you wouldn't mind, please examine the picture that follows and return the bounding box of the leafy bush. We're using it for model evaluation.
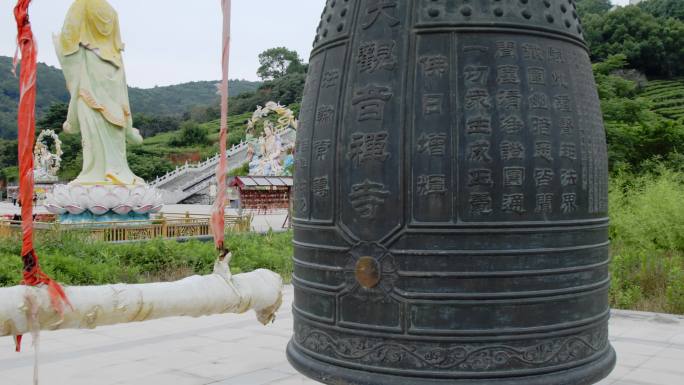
[170,121,210,147]
[609,169,684,313]
[232,162,250,177]
[127,148,175,182]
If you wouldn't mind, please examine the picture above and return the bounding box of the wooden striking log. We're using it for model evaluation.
[0,259,283,337]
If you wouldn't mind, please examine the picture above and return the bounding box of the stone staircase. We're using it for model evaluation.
[151,127,296,204]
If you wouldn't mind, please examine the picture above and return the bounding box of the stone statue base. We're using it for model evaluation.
[45,184,163,222]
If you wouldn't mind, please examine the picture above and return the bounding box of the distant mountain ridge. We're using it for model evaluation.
[0,55,260,139]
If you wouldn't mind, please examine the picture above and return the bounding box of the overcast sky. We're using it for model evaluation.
[1,0,631,88]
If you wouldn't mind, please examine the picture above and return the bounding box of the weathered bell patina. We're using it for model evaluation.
[288,1,615,384]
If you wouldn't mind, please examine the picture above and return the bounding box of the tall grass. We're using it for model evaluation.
[0,231,293,287]
[609,169,684,314]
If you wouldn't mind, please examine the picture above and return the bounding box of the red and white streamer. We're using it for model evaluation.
[211,0,232,250]
[13,0,71,356]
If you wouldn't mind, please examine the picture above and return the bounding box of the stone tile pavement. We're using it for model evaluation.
[0,286,682,385]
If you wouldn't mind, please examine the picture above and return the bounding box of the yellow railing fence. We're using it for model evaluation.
[0,214,250,243]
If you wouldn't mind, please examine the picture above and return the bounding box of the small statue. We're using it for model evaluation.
[247,122,285,176]
[253,122,283,176]
[33,130,63,183]
[247,143,262,175]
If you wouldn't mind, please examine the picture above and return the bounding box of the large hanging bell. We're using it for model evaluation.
[288,1,615,384]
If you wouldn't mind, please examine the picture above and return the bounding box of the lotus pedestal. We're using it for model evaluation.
[45,184,163,223]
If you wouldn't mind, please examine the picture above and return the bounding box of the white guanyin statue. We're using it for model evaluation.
[248,122,284,176]
[34,144,56,182]
[44,0,162,220]
[33,130,62,183]
[259,122,283,176]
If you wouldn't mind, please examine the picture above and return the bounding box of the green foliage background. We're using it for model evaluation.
[0,231,293,287]
[610,169,684,314]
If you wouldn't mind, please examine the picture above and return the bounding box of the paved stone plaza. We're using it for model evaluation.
[0,286,682,385]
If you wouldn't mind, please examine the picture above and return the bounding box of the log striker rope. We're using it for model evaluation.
[12,0,71,354]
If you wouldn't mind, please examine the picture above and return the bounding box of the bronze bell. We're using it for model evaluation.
[288,0,615,384]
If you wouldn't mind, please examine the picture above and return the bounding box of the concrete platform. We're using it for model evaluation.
[0,286,682,385]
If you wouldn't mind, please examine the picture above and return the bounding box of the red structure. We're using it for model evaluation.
[229,176,293,213]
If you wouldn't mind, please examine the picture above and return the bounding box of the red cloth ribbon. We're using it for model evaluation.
[210,0,232,251]
[13,0,71,353]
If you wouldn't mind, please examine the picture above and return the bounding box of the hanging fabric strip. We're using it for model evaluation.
[211,0,232,251]
[14,0,37,259]
[13,0,71,353]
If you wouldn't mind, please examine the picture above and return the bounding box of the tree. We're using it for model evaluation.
[189,105,220,123]
[575,0,612,19]
[228,72,306,116]
[0,139,18,170]
[639,0,684,21]
[170,121,210,147]
[583,6,684,77]
[37,102,68,132]
[56,133,83,181]
[133,113,182,138]
[257,47,305,80]
[0,139,19,186]
[591,55,684,172]
[262,73,306,107]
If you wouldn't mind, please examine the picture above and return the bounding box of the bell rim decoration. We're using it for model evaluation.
[288,342,616,385]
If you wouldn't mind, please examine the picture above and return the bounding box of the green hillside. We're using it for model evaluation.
[0,56,70,140]
[128,80,259,116]
[0,55,260,139]
[642,78,684,121]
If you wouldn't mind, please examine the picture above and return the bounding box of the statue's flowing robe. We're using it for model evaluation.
[55,38,144,185]
[54,40,142,185]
